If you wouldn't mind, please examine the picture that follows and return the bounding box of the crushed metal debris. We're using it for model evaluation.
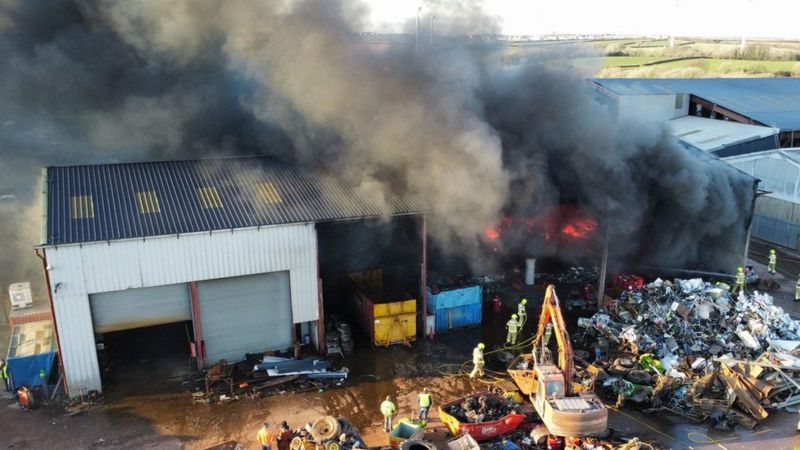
[575,276,800,428]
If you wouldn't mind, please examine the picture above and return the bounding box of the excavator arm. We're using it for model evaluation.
[532,285,574,395]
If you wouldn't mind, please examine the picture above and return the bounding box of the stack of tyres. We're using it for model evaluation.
[326,330,343,357]
[337,323,354,355]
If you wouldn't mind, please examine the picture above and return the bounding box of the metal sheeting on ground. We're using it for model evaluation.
[45,156,428,245]
[198,272,292,367]
[89,283,190,333]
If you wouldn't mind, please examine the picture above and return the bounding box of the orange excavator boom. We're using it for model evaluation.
[532,285,574,395]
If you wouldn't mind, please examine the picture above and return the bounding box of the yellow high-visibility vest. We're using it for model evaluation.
[381,400,397,416]
[418,392,432,408]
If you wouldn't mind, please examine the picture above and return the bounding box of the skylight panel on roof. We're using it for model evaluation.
[136,190,161,214]
[197,186,223,209]
[255,181,282,204]
[70,195,95,219]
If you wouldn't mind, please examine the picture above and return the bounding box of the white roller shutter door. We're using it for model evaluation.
[198,272,292,366]
[90,283,191,333]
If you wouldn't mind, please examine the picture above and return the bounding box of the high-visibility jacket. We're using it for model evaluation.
[257,428,275,446]
[517,303,526,316]
[0,363,7,379]
[472,347,484,365]
[380,400,397,417]
[735,272,745,285]
[418,392,432,408]
[769,254,776,265]
[506,319,520,333]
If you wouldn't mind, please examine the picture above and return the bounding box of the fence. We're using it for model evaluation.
[752,214,800,250]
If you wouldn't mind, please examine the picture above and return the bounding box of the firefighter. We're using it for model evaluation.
[732,267,745,294]
[0,359,9,392]
[380,395,397,432]
[506,314,521,345]
[517,298,528,327]
[768,249,777,275]
[417,387,433,421]
[795,274,800,302]
[469,343,485,378]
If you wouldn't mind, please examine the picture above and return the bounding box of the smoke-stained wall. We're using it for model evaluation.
[0,0,754,302]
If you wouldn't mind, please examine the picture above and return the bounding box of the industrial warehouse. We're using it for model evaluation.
[38,156,428,395]
[3,1,800,449]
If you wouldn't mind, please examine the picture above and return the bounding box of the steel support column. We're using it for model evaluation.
[189,281,204,369]
[420,214,428,338]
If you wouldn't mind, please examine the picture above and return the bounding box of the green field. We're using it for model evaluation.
[603,56,670,66]
[488,38,800,77]
[653,58,797,71]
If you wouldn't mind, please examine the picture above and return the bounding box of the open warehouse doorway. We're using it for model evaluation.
[316,215,423,351]
[90,283,193,397]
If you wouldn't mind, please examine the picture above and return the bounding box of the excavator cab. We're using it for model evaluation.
[508,285,608,437]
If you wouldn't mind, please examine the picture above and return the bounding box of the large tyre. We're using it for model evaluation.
[311,416,341,442]
[401,441,438,450]
[290,437,304,450]
[325,440,340,450]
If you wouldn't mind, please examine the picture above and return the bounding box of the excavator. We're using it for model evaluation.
[508,285,607,437]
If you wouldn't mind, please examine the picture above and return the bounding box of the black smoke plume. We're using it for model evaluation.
[0,0,753,301]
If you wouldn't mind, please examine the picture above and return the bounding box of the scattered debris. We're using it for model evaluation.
[290,416,365,450]
[442,394,515,424]
[575,276,800,428]
[183,354,346,403]
[439,393,528,441]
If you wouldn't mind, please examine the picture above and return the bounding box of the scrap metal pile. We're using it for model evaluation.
[441,394,515,423]
[290,416,365,450]
[542,266,599,286]
[576,277,800,428]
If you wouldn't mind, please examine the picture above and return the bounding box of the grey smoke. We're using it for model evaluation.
[480,63,754,268]
[0,0,753,301]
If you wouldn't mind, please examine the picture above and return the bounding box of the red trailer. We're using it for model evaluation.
[438,393,527,441]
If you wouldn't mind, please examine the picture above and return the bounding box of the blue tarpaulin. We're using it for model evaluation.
[426,285,482,332]
[6,321,58,390]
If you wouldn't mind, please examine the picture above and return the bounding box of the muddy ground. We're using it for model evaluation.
[0,328,497,449]
[3,245,800,449]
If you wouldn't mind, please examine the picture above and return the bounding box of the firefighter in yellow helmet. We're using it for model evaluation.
[380,395,397,432]
[506,314,521,345]
[732,266,745,294]
[517,298,528,327]
[470,343,485,378]
[768,249,777,275]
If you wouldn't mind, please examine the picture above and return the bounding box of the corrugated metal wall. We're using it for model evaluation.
[752,214,799,249]
[755,196,800,225]
[44,222,319,395]
[727,154,800,204]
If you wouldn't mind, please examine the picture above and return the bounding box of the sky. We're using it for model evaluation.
[366,0,799,40]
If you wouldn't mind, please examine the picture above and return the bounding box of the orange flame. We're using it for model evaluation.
[484,227,500,241]
[561,218,598,239]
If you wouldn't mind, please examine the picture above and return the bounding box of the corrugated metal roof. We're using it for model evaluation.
[45,156,429,245]
[668,116,777,152]
[591,78,800,130]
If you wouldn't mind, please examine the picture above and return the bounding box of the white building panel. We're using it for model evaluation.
[43,222,319,395]
[50,292,101,394]
[725,149,800,204]
[619,94,687,124]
